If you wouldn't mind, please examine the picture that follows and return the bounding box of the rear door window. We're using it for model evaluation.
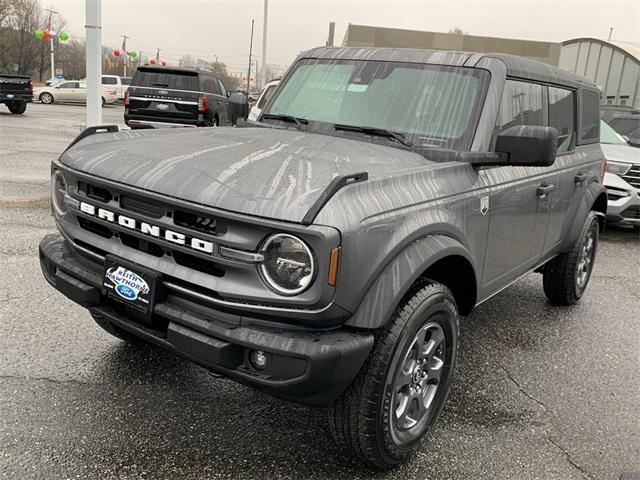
[102,77,117,85]
[548,87,575,153]
[578,90,600,144]
[132,69,199,91]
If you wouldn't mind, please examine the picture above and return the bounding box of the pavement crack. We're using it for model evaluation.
[547,437,592,479]
[472,338,551,413]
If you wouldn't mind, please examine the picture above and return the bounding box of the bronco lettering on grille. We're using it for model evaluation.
[78,201,215,254]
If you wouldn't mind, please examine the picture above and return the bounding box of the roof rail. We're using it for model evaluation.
[63,124,119,153]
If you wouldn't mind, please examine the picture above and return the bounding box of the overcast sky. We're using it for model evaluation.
[50,0,640,73]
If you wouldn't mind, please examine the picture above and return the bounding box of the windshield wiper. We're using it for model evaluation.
[334,124,413,148]
[261,113,309,129]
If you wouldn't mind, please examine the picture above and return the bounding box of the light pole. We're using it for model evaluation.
[260,0,268,89]
[247,19,254,95]
[121,34,129,77]
[44,7,57,82]
[85,0,102,126]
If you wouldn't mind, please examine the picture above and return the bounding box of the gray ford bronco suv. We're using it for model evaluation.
[40,47,606,468]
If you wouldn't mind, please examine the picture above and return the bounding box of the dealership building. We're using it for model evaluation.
[340,24,640,107]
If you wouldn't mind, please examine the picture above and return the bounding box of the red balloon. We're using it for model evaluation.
[43,30,50,41]
[161,60,167,66]
[113,49,121,57]
[149,58,156,65]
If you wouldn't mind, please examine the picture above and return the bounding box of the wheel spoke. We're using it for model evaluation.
[427,356,444,383]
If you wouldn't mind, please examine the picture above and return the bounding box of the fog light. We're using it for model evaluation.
[249,350,268,370]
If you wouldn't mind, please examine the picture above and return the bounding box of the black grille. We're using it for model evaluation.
[120,194,166,218]
[620,206,640,219]
[174,209,225,236]
[77,181,113,203]
[173,251,225,277]
[78,218,112,238]
[120,232,164,257]
[621,164,640,189]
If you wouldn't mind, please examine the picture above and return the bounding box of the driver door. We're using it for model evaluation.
[481,80,556,295]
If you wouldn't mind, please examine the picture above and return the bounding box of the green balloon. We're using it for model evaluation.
[129,51,137,58]
[58,31,69,41]
[34,29,44,40]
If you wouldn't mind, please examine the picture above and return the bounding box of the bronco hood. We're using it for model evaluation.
[60,127,432,223]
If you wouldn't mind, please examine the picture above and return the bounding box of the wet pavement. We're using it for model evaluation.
[1,103,639,479]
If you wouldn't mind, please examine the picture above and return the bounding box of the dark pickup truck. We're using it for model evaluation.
[124,66,233,128]
[40,47,606,469]
[0,74,33,114]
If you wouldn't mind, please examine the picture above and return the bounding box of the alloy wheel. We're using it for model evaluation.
[392,322,446,432]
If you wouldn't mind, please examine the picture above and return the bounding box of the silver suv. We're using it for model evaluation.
[601,120,640,228]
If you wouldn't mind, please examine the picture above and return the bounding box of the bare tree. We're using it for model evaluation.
[448,27,468,35]
[5,0,41,74]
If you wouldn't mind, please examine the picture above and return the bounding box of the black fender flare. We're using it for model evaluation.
[560,181,607,252]
[345,234,478,329]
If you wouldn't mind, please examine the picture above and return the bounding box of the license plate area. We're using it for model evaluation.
[102,255,162,316]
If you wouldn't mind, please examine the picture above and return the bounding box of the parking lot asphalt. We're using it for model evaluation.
[1,102,639,480]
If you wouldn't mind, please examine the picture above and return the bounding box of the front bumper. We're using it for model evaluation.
[604,172,640,225]
[39,233,373,406]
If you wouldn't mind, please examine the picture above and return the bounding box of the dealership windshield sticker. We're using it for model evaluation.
[104,266,150,303]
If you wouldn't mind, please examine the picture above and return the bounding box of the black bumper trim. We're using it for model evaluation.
[39,233,374,406]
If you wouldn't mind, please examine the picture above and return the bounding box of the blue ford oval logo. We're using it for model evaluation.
[115,283,138,301]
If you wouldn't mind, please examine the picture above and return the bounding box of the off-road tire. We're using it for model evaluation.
[8,101,26,114]
[543,211,599,306]
[91,312,143,344]
[39,92,53,104]
[328,280,459,469]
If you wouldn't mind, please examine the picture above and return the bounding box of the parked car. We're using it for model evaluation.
[101,75,130,100]
[248,79,280,121]
[34,81,117,106]
[601,105,640,147]
[601,119,640,228]
[0,74,33,114]
[39,47,606,469]
[124,66,232,128]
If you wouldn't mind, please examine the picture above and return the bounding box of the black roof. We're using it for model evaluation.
[300,47,598,91]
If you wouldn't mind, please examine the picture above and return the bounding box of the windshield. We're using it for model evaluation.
[600,120,627,145]
[264,59,489,150]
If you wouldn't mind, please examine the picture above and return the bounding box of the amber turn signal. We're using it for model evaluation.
[328,247,340,286]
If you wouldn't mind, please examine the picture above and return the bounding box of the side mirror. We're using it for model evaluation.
[495,126,558,167]
[228,92,248,125]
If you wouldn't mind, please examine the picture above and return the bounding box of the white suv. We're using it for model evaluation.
[601,120,640,229]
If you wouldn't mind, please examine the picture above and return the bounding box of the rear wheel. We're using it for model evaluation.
[328,280,459,469]
[7,101,26,114]
[91,312,144,344]
[543,211,599,305]
[101,97,106,107]
[39,92,53,104]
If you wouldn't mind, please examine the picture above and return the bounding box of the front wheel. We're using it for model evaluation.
[328,280,459,469]
[543,211,599,305]
[7,101,26,114]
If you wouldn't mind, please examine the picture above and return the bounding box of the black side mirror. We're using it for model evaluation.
[495,126,558,167]
[228,93,248,125]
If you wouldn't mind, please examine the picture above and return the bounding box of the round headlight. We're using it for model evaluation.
[51,170,68,216]
[259,233,315,295]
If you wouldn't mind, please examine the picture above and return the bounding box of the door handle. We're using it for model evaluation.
[574,172,587,184]
[536,183,555,198]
